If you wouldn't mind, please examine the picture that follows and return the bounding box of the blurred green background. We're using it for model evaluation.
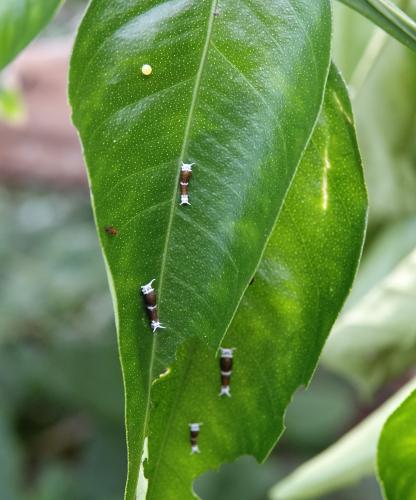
[1,1,415,499]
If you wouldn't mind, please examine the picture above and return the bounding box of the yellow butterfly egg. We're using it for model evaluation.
[141,64,153,76]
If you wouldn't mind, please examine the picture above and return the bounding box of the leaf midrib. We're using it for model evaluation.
[139,0,219,493]
[158,0,220,307]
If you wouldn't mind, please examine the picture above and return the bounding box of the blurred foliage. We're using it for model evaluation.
[323,219,416,395]
[43,0,89,37]
[0,188,125,500]
[334,0,416,231]
[0,85,25,123]
[0,0,62,71]
[270,378,416,499]
[336,0,416,51]
[377,389,416,499]
[321,1,416,396]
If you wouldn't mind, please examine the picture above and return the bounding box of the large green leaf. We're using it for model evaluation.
[69,1,332,498]
[378,389,416,500]
[145,65,367,499]
[322,223,416,395]
[270,377,416,499]
[0,0,62,70]
[337,0,416,51]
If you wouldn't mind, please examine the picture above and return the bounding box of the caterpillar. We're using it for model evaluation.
[179,162,194,206]
[140,279,165,333]
[189,423,202,454]
[219,348,235,397]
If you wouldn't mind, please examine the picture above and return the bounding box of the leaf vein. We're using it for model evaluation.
[209,40,289,168]
[95,160,174,209]
[119,199,171,232]
[86,78,193,147]
[177,209,239,273]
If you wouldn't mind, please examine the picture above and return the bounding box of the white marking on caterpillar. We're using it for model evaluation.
[141,279,155,295]
[219,386,231,397]
[181,162,194,172]
[220,348,235,358]
[150,320,165,333]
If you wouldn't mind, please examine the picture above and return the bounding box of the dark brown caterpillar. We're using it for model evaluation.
[219,348,235,397]
[189,423,202,454]
[140,279,165,333]
[179,162,194,206]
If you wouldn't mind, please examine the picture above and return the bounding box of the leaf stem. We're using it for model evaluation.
[368,0,416,38]
[338,0,416,50]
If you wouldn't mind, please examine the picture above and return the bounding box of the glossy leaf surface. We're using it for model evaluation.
[337,0,416,51]
[69,1,332,497]
[378,389,416,500]
[0,0,62,70]
[270,377,416,499]
[146,65,367,499]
